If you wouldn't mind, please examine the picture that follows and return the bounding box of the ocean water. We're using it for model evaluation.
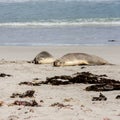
[0,0,120,46]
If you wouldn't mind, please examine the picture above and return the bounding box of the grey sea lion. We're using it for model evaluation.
[53,53,111,67]
[32,51,54,64]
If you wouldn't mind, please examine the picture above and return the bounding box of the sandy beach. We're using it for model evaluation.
[0,45,120,120]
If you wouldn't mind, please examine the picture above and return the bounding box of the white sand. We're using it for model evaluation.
[0,45,120,120]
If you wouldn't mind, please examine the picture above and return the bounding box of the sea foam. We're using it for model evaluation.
[1,19,120,27]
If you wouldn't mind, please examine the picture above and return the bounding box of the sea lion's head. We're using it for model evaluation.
[33,57,54,64]
[53,60,65,67]
[32,57,44,64]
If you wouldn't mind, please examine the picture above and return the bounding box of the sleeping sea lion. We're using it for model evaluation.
[53,53,111,67]
[32,51,54,64]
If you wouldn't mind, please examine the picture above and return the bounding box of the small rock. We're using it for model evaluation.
[108,40,116,42]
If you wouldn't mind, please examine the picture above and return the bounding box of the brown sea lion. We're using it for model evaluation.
[53,53,111,67]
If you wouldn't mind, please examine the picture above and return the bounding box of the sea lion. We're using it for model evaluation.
[53,53,111,67]
[32,51,54,64]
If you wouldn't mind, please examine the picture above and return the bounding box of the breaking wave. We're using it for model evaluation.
[0,18,120,27]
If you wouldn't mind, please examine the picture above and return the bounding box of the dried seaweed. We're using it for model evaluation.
[13,100,39,107]
[43,72,120,91]
[19,81,41,86]
[44,72,116,85]
[19,72,120,91]
[51,102,72,109]
[10,90,35,98]
[0,73,12,77]
[116,95,120,99]
[92,93,107,101]
[86,83,120,91]
[45,72,120,91]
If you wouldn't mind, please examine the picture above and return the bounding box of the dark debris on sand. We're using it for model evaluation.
[12,100,40,107]
[92,93,107,101]
[19,81,41,86]
[10,90,35,98]
[116,95,120,99]
[45,72,109,85]
[19,72,120,91]
[50,102,72,109]
[86,83,120,91]
[43,72,120,91]
[0,73,12,77]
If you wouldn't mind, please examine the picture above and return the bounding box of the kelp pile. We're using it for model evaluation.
[39,72,120,91]
[19,72,120,91]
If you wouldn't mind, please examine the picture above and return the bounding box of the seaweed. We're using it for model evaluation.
[92,93,107,101]
[0,73,12,77]
[116,95,120,99]
[86,83,120,91]
[12,100,39,107]
[19,72,120,91]
[10,90,35,98]
[50,102,72,109]
[44,72,117,85]
[45,72,120,91]
[19,81,41,86]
